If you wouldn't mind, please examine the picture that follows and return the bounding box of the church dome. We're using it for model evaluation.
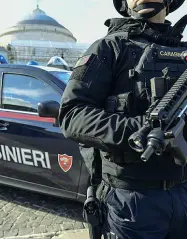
[16,5,64,28]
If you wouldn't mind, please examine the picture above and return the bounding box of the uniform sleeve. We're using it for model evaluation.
[59,38,141,153]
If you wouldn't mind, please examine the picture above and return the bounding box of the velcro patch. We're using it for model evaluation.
[74,54,94,68]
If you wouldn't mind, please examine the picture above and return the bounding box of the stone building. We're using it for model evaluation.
[0,5,90,66]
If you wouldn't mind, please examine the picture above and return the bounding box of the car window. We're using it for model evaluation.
[49,71,71,85]
[2,73,61,113]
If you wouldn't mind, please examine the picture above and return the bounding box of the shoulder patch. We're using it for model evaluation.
[74,54,95,68]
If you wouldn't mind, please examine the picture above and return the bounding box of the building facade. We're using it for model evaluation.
[0,6,89,66]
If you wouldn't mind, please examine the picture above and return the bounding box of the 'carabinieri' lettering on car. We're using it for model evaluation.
[0,145,51,169]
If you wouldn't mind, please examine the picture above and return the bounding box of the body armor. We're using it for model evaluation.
[107,38,187,116]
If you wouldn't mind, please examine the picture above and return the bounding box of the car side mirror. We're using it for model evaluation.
[38,100,60,118]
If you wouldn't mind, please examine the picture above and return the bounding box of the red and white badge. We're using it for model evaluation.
[58,154,73,172]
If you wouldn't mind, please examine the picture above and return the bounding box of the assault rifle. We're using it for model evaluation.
[128,52,187,165]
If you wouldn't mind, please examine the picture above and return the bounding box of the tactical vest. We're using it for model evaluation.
[103,35,187,182]
[107,36,187,116]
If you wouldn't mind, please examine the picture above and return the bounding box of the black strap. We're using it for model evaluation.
[90,148,102,186]
[140,25,187,47]
[169,14,187,39]
[96,181,111,202]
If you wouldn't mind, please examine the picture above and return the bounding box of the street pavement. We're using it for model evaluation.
[0,185,89,239]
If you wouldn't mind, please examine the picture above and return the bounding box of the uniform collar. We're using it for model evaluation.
[105,17,172,35]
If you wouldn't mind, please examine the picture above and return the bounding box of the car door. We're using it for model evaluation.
[0,68,83,199]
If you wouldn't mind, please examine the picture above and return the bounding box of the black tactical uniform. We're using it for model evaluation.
[59,0,187,238]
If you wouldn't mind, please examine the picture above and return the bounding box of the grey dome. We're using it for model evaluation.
[17,6,64,28]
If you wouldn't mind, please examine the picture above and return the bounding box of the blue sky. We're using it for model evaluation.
[0,0,186,43]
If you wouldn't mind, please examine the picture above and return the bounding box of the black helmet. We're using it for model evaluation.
[113,0,185,17]
[113,0,128,17]
[167,0,185,14]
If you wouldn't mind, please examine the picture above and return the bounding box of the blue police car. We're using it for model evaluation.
[0,64,89,202]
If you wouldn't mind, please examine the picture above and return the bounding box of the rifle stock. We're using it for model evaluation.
[83,186,102,239]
